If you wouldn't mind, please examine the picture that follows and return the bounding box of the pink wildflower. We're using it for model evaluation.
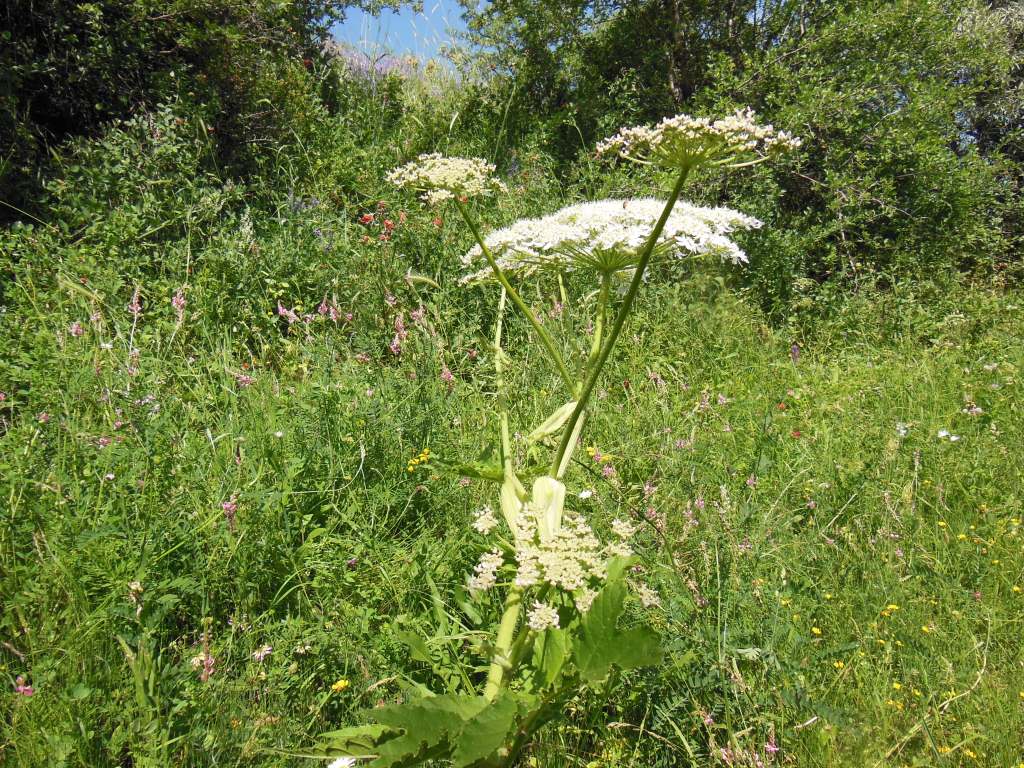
[172,288,186,321]
[14,676,34,697]
[440,366,454,389]
[128,289,142,317]
[69,321,84,337]
[252,645,272,662]
[277,302,299,325]
[37,412,50,424]
[222,495,238,529]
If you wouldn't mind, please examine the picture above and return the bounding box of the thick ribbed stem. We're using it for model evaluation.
[550,166,691,476]
[483,586,522,700]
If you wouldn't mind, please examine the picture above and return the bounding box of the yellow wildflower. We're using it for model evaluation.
[331,678,351,693]
[811,626,822,636]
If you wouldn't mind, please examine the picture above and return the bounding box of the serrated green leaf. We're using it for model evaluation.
[450,693,519,767]
[367,695,489,767]
[315,723,396,757]
[532,627,568,690]
[575,560,662,683]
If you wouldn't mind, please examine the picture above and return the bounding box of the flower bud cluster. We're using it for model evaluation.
[597,108,801,170]
[472,504,499,535]
[468,548,505,593]
[465,475,657,627]
[387,153,507,204]
[527,601,560,632]
[461,198,760,284]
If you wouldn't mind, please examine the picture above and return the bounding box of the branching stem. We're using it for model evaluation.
[550,165,691,476]
[456,199,576,393]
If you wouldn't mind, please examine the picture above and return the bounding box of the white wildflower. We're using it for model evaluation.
[635,583,661,608]
[611,518,636,539]
[387,153,507,204]
[514,545,542,588]
[896,422,909,437]
[468,548,504,593]
[472,504,498,535]
[606,540,634,558]
[527,601,560,632]
[575,588,598,613]
[460,198,760,284]
[328,758,359,768]
[597,108,801,170]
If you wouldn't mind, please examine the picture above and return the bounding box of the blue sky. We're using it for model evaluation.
[332,1,468,61]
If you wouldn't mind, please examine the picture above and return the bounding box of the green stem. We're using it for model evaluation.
[584,272,611,379]
[550,166,691,476]
[484,286,522,702]
[456,199,576,393]
[494,287,511,470]
[483,585,522,701]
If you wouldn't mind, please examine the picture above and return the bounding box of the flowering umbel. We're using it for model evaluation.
[387,153,508,205]
[597,108,800,170]
[460,198,760,284]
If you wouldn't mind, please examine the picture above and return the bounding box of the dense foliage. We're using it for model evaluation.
[0,0,403,219]
[1,1,1023,766]
[459,0,1024,314]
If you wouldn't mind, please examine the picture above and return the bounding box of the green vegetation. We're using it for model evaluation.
[2,1,1023,766]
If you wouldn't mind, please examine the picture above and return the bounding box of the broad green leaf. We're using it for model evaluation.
[394,629,432,664]
[532,627,568,690]
[575,560,662,683]
[526,401,577,443]
[451,693,519,767]
[315,724,396,757]
[368,695,488,768]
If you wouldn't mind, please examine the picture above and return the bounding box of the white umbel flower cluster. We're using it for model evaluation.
[472,504,499,535]
[460,198,760,284]
[513,510,607,591]
[526,601,560,632]
[387,153,507,204]
[465,476,652,621]
[468,548,504,593]
[597,108,801,170]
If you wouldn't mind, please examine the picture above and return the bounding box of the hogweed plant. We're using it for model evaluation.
[315,111,798,767]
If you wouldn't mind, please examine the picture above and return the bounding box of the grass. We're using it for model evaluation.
[1,92,1023,768]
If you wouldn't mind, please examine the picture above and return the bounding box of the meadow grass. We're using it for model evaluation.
[1,98,1022,767]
